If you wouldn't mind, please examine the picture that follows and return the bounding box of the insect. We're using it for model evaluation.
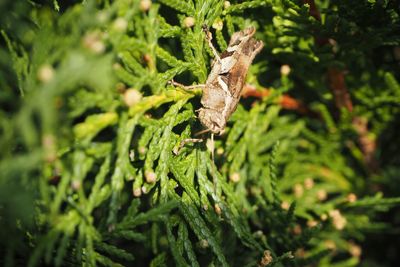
[171,26,263,154]
[197,26,264,135]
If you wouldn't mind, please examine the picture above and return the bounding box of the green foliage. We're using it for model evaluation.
[1,0,400,266]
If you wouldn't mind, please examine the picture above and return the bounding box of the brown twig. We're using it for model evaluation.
[352,117,378,172]
[327,68,353,112]
[242,84,312,115]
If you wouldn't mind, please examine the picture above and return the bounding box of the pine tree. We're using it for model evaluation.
[1,0,400,266]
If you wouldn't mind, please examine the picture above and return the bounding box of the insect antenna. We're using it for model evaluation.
[194,128,211,136]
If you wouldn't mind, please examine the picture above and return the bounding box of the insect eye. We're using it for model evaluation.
[230,38,241,46]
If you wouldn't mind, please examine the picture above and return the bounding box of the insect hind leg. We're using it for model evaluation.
[168,79,206,90]
[173,138,203,155]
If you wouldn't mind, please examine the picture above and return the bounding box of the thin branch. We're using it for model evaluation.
[241,84,314,115]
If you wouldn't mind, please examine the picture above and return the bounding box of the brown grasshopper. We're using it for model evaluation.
[171,27,264,154]
[199,26,264,134]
